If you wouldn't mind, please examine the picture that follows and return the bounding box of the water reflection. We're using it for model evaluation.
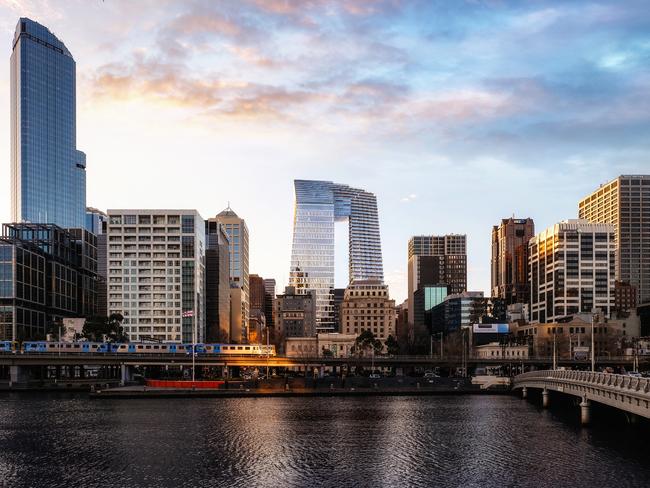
[0,394,649,487]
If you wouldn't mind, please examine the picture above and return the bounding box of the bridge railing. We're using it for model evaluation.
[514,370,650,394]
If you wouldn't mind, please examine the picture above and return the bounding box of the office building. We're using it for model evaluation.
[289,180,383,331]
[263,278,276,331]
[0,223,97,340]
[106,210,205,342]
[275,286,317,339]
[86,207,107,316]
[213,207,249,341]
[529,219,615,323]
[579,175,650,304]
[413,285,448,334]
[428,291,489,334]
[615,281,637,315]
[491,218,535,305]
[340,280,395,345]
[407,234,467,327]
[11,18,86,228]
[249,274,266,315]
[205,219,230,342]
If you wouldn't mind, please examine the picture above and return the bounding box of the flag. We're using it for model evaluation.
[182,310,194,318]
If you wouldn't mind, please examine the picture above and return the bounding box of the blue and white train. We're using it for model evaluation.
[13,341,276,356]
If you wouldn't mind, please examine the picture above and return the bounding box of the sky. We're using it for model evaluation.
[0,0,649,303]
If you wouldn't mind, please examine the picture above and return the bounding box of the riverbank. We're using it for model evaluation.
[89,384,511,399]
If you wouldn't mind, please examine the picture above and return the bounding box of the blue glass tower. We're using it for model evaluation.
[289,180,384,330]
[10,18,86,229]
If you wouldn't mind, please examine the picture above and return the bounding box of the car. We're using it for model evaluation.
[423,371,439,379]
[369,373,381,379]
[626,371,642,378]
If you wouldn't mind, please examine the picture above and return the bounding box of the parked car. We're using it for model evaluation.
[626,371,642,378]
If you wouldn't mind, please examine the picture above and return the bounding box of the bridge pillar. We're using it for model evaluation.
[580,397,591,426]
[522,387,527,399]
[9,365,27,386]
[542,388,550,408]
[120,364,132,386]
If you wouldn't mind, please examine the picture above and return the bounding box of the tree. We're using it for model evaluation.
[321,347,333,358]
[354,330,382,356]
[384,335,400,356]
[82,314,128,342]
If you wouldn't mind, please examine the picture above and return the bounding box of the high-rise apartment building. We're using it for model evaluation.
[340,280,395,345]
[407,235,467,324]
[0,223,97,340]
[106,210,205,342]
[11,18,86,228]
[205,219,230,342]
[289,180,383,331]
[578,175,650,304]
[213,207,249,340]
[491,218,535,305]
[529,219,615,323]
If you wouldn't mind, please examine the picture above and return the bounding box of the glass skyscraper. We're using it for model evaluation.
[289,180,383,330]
[11,18,86,229]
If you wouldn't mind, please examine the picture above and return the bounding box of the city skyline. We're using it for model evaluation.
[0,1,649,302]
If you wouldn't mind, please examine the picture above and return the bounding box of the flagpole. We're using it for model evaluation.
[192,309,196,382]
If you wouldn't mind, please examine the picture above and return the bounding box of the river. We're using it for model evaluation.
[0,393,649,487]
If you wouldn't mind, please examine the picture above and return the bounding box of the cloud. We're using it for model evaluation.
[400,193,417,202]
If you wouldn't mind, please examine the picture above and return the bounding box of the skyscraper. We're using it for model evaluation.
[11,18,86,228]
[205,219,231,342]
[214,207,249,339]
[491,218,535,305]
[407,235,467,324]
[579,176,650,304]
[289,180,383,331]
[529,219,615,323]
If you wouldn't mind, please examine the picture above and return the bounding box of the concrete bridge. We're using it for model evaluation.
[513,370,650,425]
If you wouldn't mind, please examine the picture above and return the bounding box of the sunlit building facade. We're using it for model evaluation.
[529,219,615,323]
[289,180,383,331]
[106,210,205,343]
[11,18,86,228]
[578,175,650,305]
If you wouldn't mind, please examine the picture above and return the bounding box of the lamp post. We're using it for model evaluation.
[591,308,598,372]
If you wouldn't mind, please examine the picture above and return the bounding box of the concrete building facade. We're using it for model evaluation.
[106,210,205,343]
[579,175,650,305]
[340,280,395,344]
[529,219,615,324]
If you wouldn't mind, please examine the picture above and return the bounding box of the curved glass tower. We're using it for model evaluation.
[11,18,86,228]
[289,180,383,330]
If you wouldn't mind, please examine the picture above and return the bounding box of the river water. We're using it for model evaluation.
[0,393,649,487]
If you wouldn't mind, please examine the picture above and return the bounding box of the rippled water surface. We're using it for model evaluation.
[1,394,650,487]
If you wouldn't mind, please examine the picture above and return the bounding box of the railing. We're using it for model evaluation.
[514,370,650,394]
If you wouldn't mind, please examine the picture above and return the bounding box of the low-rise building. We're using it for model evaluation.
[276,286,317,340]
[340,280,396,345]
[474,342,529,360]
[285,337,318,357]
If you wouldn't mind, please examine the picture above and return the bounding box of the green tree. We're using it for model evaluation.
[82,314,128,342]
[384,335,400,356]
[354,330,382,356]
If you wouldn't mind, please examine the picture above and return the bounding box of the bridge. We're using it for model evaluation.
[1,352,645,388]
[513,370,650,425]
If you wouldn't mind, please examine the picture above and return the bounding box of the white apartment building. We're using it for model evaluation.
[106,210,205,343]
[529,219,615,323]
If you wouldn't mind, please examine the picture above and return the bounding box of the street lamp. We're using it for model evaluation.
[591,308,598,372]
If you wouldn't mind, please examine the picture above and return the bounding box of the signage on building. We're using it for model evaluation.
[472,323,509,334]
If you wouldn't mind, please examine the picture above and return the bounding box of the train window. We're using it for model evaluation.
[145,346,151,349]
[48,344,55,348]
[74,344,80,348]
[66,344,72,348]
[245,347,250,350]
[153,346,159,350]
[237,346,243,350]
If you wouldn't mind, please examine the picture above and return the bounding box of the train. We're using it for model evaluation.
[0,340,276,356]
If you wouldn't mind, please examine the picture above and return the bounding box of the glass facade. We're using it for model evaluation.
[11,18,86,228]
[289,180,384,330]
